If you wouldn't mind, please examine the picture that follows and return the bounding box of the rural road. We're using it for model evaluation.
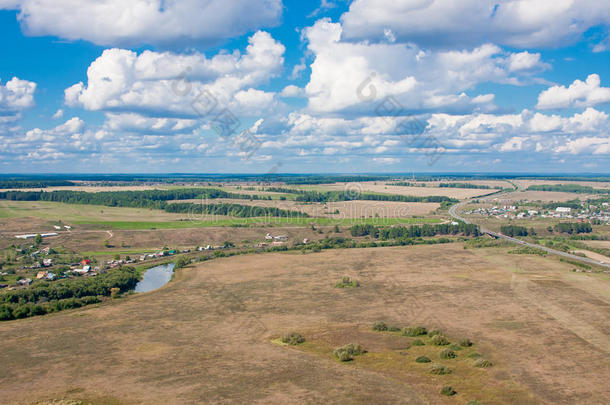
[449,200,610,269]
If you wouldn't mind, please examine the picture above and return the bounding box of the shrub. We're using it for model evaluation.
[430,334,450,346]
[335,276,360,288]
[440,348,457,359]
[412,339,425,346]
[440,386,457,396]
[467,401,483,405]
[473,359,493,368]
[388,325,401,332]
[110,287,120,298]
[334,343,366,362]
[334,349,353,362]
[468,352,482,359]
[449,344,462,351]
[281,332,305,346]
[428,329,442,337]
[415,356,431,363]
[372,321,388,331]
[459,338,473,347]
[402,326,427,337]
[429,363,452,375]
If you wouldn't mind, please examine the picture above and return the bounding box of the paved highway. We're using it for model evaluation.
[449,200,610,270]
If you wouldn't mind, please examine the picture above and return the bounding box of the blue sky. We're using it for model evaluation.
[0,0,609,173]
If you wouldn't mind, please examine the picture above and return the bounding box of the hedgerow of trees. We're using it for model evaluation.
[350,222,480,239]
[554,222,593,234]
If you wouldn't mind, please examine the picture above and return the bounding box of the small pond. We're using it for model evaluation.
[134,263,175,293]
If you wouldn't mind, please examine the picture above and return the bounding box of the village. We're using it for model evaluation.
[0,231,299,291]
[466,200,610,224]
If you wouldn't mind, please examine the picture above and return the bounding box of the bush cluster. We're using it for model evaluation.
[440,386,457,396]
[440,349,457,359]
[429,364,452,375]
[335,276,360,288]
[372,321,388,331]
[415,356,431,363]
[459,338,473,347]
[333,343,366,362]
[412,339,425,346]
[402,326,427,337]
[281,333,305,346]
[473,359,493,368]
[430,334,450,346]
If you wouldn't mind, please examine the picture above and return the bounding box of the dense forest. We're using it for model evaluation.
[165,202,309,218]
[0,267,140,321]
[527,184,610,194]
[0,180,75,188]
[350,222,480,239]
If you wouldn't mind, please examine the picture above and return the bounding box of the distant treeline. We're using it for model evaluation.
[0,189,307,218]
[284,175,391,184]
[297,191,456,203]
[0,267,139,321]
[263,187,457,203]
[554,222,592,234]
[527,184,610,194]
[439,183,498,189]
[542,200,583,210]
[0,180,75,189]
[350,222,480,238]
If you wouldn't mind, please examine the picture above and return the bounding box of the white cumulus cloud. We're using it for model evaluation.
[537,74,610,109]
[340,0,610,49]
[1,0,283,47]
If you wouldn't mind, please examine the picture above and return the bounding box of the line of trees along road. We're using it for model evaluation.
[350,223,480,238]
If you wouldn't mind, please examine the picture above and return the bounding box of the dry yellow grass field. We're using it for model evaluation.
[487,190,595,202]
[303,182,492,199]
[1,244,608,404]
[513,180,610,190]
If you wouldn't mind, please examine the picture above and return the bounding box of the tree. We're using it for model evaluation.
[103,239,111,248]
[34,234,42,246]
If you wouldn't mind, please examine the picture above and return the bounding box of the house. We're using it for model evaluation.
[42,258,53,267]
[273,235,288,241]
[64,225,72,229]
[81,259,91,265]
[53,225,61,230]
[450,221,459,226]
[303,238,308,244]
[556,207,571,213]
[265,233,273,240]
[36,271,49,279]
[17,278,32,285]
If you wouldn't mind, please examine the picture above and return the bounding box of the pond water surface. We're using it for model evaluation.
[134,263,175,293]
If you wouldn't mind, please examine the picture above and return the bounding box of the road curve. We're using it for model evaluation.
[449,200,610,269]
